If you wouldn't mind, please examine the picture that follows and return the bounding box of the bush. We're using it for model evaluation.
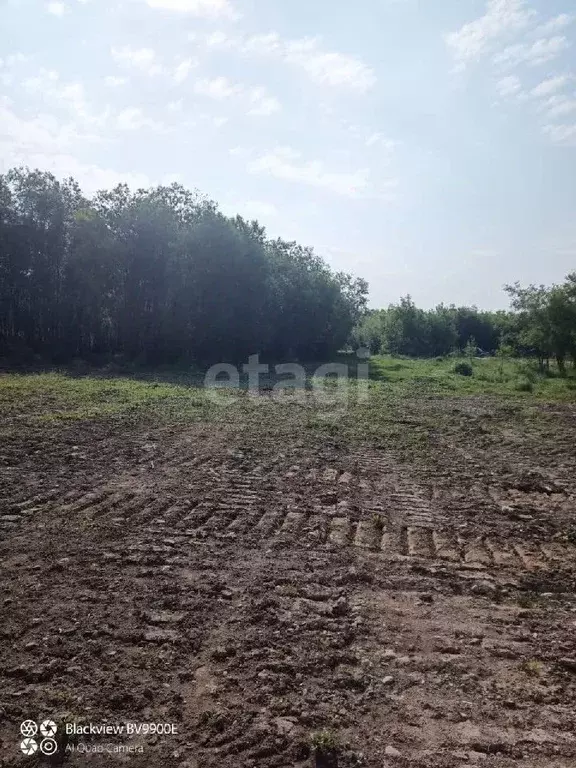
[514,377,533,392]
[453,361,473,377]
[515,361,538,382]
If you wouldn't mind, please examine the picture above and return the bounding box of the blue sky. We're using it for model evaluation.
[1,0,575,309]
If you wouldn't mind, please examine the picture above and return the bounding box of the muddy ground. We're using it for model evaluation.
[1,392,576,767]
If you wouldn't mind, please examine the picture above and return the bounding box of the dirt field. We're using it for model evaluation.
[1,377,576,767]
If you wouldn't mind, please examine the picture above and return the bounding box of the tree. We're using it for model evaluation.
[0,167,366,365]
[505,279,576,373]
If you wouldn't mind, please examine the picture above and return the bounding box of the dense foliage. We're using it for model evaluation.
[1,167,574,371]
[350,298,515,357]
[0,168,368,364]
[351,282,576,370]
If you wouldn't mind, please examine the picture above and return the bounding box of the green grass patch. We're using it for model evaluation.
[0,372,207,423]
[368,355,576,400]
[0,355,574,465]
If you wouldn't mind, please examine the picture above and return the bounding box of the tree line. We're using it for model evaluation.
[2,167,574,370]
[0,168,368,364]
[351,277,576,370]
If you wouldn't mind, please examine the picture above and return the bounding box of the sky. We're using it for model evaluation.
[1,0,575,310]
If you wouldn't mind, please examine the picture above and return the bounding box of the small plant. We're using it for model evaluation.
[515,359,538,382]
[453,361,473,377]
[496,342,514,379]
[517,592,539,609]
[310,730,339,754]
[372,513,385,532]
[520,659,543,677]
[464,336,478,359]
[561,527,576,545]
[514,377,533,392]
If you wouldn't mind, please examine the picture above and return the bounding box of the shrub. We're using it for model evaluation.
[514,377,533,392]
[452,361,473,377]
[515,361,538,382]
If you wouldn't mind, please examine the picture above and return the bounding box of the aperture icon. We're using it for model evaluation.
[20,738,38,756]
[20,721,38,738]
[40,720,58,738]
[19,720,59,757]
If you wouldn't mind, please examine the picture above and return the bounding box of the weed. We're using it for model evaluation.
[452,361,473,377]
[562,528,576,545]
[515,361,538,382]
[520,659,543,677]
[514,377,533,392]
[372,513,385,532]
[517,592,539,609]
[310,730,339,755]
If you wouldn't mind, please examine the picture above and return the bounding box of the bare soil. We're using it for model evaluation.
[1,394,576,767]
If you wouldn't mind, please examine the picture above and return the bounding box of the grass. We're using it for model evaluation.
[372,513,386,532]
[520,659,543,677]
[368,355,576,400]
[0,372,207,423]
[0,355,574,463]
[517,592,540,609]
[309,730,339,754]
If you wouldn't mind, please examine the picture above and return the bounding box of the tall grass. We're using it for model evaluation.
[368,355,576,400]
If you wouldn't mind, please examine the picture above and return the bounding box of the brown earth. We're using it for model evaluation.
[1,394,576,767]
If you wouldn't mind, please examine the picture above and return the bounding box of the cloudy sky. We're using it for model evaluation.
[1,0,575,309]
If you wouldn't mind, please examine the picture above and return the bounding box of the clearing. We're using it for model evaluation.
[1,362,576,767]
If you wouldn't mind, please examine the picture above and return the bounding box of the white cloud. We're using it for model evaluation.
[203,30,376,92]
[205,30,236,48]
[245,146,373,198]
[116,107,165,132]
[530,74,573,97]
[144,0,237,18]
[494,36,571,67]
[111,46,163,76]
[23,68,59,92]
[47,1,66,15]
[283,38,376,92]
[533,13,574,36]
[194,76,239,100]
[173,57,196,84]
[543,123,576,145]
[0,97,150,193]
[496,74,522,96]
[240,32,282,56]
[110,49,197,83]
[365,132,383,147]
[104,75,128,87]
[446,0,536,67]
[541,95,576,119]
[23,69,108,130]
[0,53,28,68]
[229,146,249,158]
[194,77,280,116]
[246,87,281,117]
